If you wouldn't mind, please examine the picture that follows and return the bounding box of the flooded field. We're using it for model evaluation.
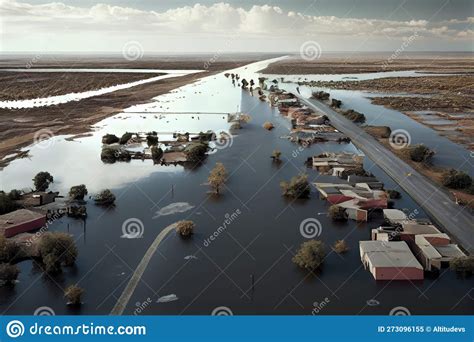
[0,58,472,315]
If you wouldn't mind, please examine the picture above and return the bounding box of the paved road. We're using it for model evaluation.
[298,95,474,254]
[110,223,177,315]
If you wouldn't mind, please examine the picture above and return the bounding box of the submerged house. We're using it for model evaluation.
[360,240,424,280]
[0,209,46,238]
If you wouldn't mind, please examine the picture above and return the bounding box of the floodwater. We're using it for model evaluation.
[0,58,472,315]
[0,71,202,109]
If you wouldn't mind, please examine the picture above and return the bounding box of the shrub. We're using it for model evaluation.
[94,189,116,206]
[146,134,159,147]
[100,147,130,163]
[271,150,282,161]
[8,189,22,200]
[119,132,134,145]
[69,184,88,200]
[263,121,274,130]
[442,169,472,189]
[328,205,348,221]
[33,171,54,191]
[280,174,310,198]
[184,142,208,163]
[151,146,163,163]
[68,205,87,218]
[208,162,227,194]
[333,240,349,254]
[342,110,366,123]
[331,99,342,108]
[292,240,326,271]
[39,232,78,273]
[386,189,401,199]
[450,256,474,275]
[65,284,84,305]
[102,134,119,144]
[312,91,330,100]
[0,263,20,285]
[0,193,19,215]
[408,144,434,163]
[175,220,195,237]
[0,235,20,263]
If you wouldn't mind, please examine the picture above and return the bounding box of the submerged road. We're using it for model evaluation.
[298,95,474,254]
[110,223,177,315]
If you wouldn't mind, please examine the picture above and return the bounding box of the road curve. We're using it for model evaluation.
[298,95,474,254]
[110,223,177,315]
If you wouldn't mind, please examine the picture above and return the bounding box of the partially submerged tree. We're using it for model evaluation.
[0,263,20,286]
[184,142,208,163]
[146,134,159,147]
[64,284,84,305]
[151,146,164,163]
[292,240,326,271]
[331,99,342,108]
[102,134,119,145]
[7,189,22,201]
[450,256,474,275]
[94,189,116,206]
[0,235,20,263]
[386,189,402,199]
[407,144,434,163]
[39,232,78,274]
[208,162,227,194]
[119,132,134,145]
[263,122,274,130]
[333,240,349,254]
[280,174,310,198]
[271,150,282,162]
[0,193,19,215]
[342,110,366,123]
[328,205,348,221]
[33,171,54,192]
[175,220,195,237]
[69,184,88,201]
[442,169,472,189]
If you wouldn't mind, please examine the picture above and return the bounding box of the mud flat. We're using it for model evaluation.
[0,57,258,165]
[260,53,474,74]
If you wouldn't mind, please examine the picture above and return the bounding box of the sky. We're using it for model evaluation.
[0,0,473,53]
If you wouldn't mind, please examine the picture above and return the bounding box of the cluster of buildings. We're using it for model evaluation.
[359,209,466,280]
[268,90,349,144]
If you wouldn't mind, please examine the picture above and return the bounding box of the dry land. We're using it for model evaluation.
[260,53,474,74]
[0,56,262,166]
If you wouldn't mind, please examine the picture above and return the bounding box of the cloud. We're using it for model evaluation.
[0,0,472,52]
